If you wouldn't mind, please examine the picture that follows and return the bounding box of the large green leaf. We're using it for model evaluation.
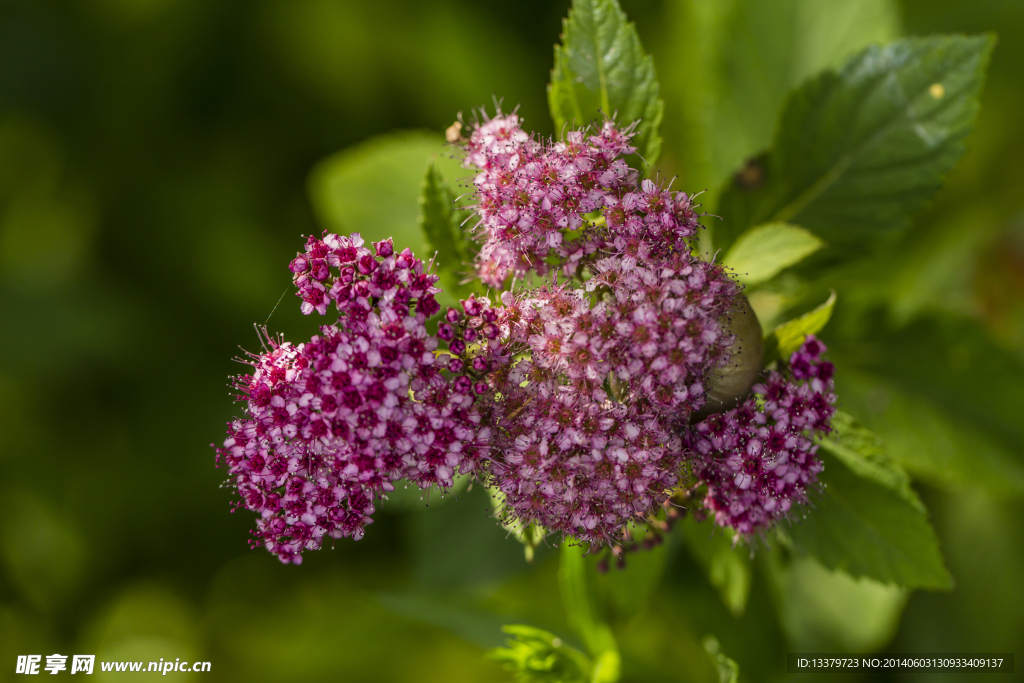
[836,370,1024,496]
[722,222,824,285]
[308,131,468,255]
[549,0,663,169]
[820,411,919,506]
[716,35,994,251]
[788,447,952,590]
[830,314,1024,495]
[662,0,900,199]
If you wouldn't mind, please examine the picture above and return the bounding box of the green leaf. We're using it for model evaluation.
[830,314,1024,495]
[662,0,901,201]
[679,517,752,617]
[418,161,477,299]
[763,553,907,652]
[763,290,836,363]
[788,448,952,590]
[716,35,995,252]
[722,222,824,285]
[836,370,1024,496]
[559,544,620,683]
[549,0,664,169]
[308,130,469,254]
[702,636,739,683]
[818,411,920,507]
[490,625,592,683]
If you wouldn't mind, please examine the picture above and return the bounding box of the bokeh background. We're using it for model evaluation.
[1,0,1022,681]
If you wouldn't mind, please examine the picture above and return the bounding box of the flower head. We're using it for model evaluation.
[688,336,837,539]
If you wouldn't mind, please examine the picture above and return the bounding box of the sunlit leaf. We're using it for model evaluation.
[723,222,824,285]
[308,131,468,254]
[662,0,901,199]
[763,553,907,652]
[763,290,836,363]
[716,35,995,251]
[549,0,663,169]
[490,625,592,683]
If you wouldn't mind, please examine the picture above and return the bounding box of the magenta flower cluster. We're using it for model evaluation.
[465,112,700,287]
[215,235,496,563]
[215,110,837,562]
[688,336,836,539]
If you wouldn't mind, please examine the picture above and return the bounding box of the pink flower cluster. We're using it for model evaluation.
[480,218,740,545]
[688,336,837,539]
[215,112,839,562]
[215,236,496,563]
[464,111,701,286]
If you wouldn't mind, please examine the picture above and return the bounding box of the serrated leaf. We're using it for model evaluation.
[419,161,477,299]
[680,517,752,617]
[788,449,952,589]
[490,625,592,683]
[836,370,1024,496]
[663,0,901,207]
[549,0,664,169]
[308,130,468,253]
[818,411,920,508]
[830,314,1024,495]
[716,35,995,252]
[763,290,836,363]
[723,222,824,285]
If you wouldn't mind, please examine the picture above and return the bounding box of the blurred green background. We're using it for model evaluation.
[1,0,1022,681]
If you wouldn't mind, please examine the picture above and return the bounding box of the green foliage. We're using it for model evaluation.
[762,290,835,363]
[549,0,664,169]
[702,636,739,683]
[764,553,907,652]
[559,544,620,682]
[308,131,468,254]
[418,161,477,299]
[787,416,952,589]
[838,370,1024,495]
[716,35,995,251]
[680,517,752,617]
[665,0,901,199]
[4,0,1024,681]
[722,222,824,285]
[595,542,667,620]
[490,625,592,683]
